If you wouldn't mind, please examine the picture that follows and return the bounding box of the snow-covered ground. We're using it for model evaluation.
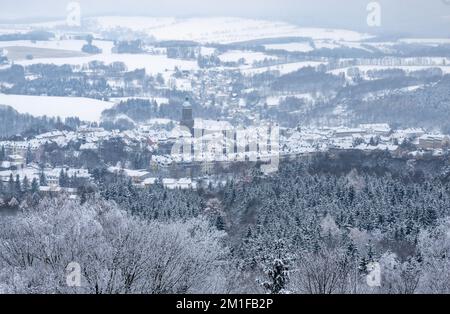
[241,61,324,75]
[0,94,114,121]
[19,16,372,44]
[0,35,197,75]
[264,40,375,53]
[398,38,450,45]
[266,93,316,106]
[218,50,276,64]
[329,65,450,78]
[313,40,343,50]
[15,53,199,75]
[361,85,426,101]
[0,39,114,53]
[264,42,314,52]
[200,47,216,56]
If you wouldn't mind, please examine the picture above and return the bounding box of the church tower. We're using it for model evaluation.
[181,97,194,135]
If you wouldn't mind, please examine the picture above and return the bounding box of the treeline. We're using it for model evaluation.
[3,153,450,293]
[113,40,145,54]
[0,105,80,138]
[93,169,204,221]
[1,63,145,99]
[0,30,54,41]
[101,96,225,129]
[101,98,160,124]
[271,66,345,93]
[0,173,40,211]
[348,75,450,133]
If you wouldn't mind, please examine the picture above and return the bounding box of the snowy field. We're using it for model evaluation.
[218,50,276,64]
[266,93,316,106]
[241,61,324,75]
[0,94,114,121]
[0,39,114,53]
[17,17,371,44]
[0,36,197,75]
[1,46,86,61]
[329,65,450,78]
[263,39,376,54]
[15,53,199,75]
[264,42,314,52]
[398,38,450,45]
[91,17,372,43]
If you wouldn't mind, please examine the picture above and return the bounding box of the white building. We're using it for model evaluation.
[359,123,391,136]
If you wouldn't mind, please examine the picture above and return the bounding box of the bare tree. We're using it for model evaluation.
[0,196,228,294]
[417,219,450,294]
[291,246,353,294]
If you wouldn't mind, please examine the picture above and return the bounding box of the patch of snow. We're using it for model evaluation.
[218,50,275,64]
[264,42,314,52]
[200,47,216,56]
[0,39,114,53]
[0,93,114,121]
[241,61,324,75]
[89,16,372,44]
[16,53,199,75]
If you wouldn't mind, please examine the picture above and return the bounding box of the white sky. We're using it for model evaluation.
[0,0,449,37]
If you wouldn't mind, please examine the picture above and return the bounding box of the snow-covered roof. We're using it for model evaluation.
[194,119,233,131]
[182,99,192,108]
[108,167,150,178]
[419,134,449,141]
[359,123,391,133]
[169,127,192,139]
[80,143,97,150]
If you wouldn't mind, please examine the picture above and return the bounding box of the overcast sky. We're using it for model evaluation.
[1,0,449,37]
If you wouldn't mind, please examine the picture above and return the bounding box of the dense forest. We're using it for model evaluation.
[0,105,80,138]
[3,152,448,293]
[348,76,450,133]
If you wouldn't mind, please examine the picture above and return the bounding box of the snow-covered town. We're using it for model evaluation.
[2,97,449,195]
[2,0,450,298]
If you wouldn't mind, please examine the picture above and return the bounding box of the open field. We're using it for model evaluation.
[2,46,87,61]
[0,93,114,121]
[15,53,199,76]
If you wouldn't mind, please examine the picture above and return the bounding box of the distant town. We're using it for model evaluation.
[2,97,449,197]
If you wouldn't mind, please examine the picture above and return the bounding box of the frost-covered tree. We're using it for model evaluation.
[261,258,290,294]
[417,218,450,293]
[377,252,422,294]
[0,196,228,294]
[292,246,354,294]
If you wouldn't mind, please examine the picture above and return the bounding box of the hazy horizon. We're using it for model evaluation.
[0,0,449,37]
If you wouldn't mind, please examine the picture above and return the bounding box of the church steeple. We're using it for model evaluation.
[181,97,194,134]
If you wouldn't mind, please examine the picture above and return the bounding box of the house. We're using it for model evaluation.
[0,141,39,157]
[359,124,391,136]
[150,155,173,168]
[193,118,233,137]
[162,178,197,190]
[177,178,197,189]
[141,177,157,188]
[1,155,26,170]
[41,168,86,187]
[107,167,151,184]
[45,171,59,186]
[39,186,78,199]
[333,127,367,138]
[0,165,40,183]
[79,143,98,151]
[162,178,178,189]
[418,134,450,150]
